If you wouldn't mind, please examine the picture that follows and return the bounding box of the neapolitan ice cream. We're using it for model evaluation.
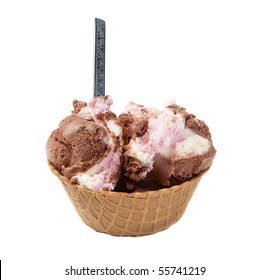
[46,96,122,191]
[46,95,216,236]
[117,101,216,192]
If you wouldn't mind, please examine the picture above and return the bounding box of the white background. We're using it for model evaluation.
[0,0,268,279]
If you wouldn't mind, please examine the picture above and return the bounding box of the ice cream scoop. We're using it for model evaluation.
[117,101,216,192]
[46,96,122,191]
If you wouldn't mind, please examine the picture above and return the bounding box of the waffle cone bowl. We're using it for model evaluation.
[48,160,207,236]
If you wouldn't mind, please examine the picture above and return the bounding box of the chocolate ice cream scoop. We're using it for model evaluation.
[46,96,122,191]
[116,101,216,192]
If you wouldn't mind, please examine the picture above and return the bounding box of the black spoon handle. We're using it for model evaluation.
[94,18,106,97]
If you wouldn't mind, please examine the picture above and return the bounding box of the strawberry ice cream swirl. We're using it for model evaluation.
[72,149,121,191]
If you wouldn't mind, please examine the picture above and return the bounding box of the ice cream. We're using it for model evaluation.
[117,101,216,192]
[46,96,122,191]
[46,96,215,192]
[46,95,216,236]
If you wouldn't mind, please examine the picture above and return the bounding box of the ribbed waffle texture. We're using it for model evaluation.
[48,161,206,236]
